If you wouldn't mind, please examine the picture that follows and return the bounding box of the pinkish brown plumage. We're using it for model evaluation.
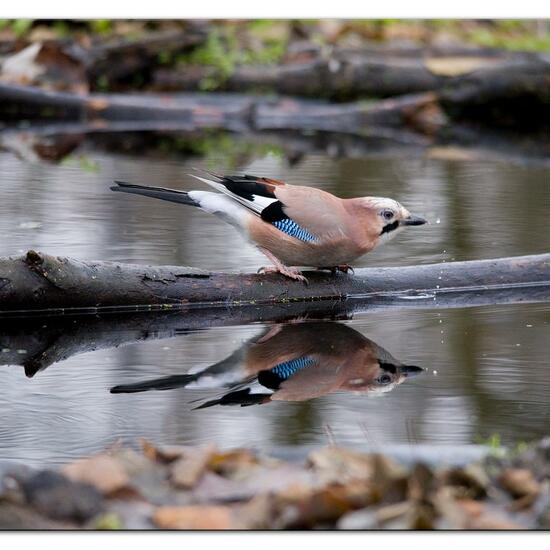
[110,321,424,404]
[111,171,427,281]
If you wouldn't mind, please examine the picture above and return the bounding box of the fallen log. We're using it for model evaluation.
[152,49,549,105]
[0,82,444,135]
[0,250,549,316]
[152,50,550,129]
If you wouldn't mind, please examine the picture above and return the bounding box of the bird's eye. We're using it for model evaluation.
[382,210,394,220]
[377,374,392,385]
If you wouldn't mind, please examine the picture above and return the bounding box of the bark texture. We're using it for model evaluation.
[0,250,549,315]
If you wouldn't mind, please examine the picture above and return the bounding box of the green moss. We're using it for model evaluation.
[61,154,100,173]
[88,20,113,35]
[476,433,502,450]
[428,19,550,52]
[94,513,122,530]
[0,19,33,37]
[157,50,172,65]
[96,75,109,92]
[467,29,550,52]
[177,24,288,90]
[191,132,284,170]
[186,28,236,78]
[52,20,70,38]
[141,131,284,170]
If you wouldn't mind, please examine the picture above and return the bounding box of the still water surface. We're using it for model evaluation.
[0,133,549,466]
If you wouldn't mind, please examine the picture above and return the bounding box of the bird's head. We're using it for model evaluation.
[357,197,427,246]
[341,361,424,395]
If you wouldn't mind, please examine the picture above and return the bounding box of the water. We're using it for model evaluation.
[0,130,549,467]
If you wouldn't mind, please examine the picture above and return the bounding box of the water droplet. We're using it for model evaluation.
[433,370,438,375]
[435,218,441,224]
[526,324,533,328]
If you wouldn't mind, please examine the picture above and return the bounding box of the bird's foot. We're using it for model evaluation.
[317,264,355,275]
[258,265,308,284]
[336,264,354,274]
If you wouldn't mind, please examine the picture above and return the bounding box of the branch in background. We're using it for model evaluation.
[0,83,445,137]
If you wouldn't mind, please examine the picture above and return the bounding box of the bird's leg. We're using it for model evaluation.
[257,248,308,284]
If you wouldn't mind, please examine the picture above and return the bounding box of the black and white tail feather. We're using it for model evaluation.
[111,181,199,207]
[111,172,282,227]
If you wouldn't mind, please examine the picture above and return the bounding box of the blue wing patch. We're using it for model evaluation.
[271,356,316,380]
[257,356,316,390]
[272,219,317,242]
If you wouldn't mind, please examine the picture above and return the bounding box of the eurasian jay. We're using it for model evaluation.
[110,321,423,407]
[111,172,427,282]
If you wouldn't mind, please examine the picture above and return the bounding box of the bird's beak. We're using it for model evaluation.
[400,365,424,377]
[402,214,427,226]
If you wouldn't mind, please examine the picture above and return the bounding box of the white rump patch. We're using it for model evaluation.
[189,174,277,215]
[188,191,251,229]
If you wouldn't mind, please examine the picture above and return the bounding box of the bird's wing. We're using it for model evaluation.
[191,172,350,242]
[189,172,283,215]
[268,357,345,401]
[268,184,352,241]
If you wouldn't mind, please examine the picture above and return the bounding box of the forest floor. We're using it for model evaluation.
[1,438,549,530]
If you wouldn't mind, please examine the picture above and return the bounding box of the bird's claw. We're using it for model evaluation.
[258,265,308,284]
[317,265,355,275]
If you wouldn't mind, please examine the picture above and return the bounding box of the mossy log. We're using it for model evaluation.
[1,250,549,316]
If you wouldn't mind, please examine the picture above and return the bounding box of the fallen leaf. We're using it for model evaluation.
[152,505,235,529]
[499,468,540,499]
[141,439,186,464]
[275,481,372,528]
[307,447,374,483]
[170,445,215,489]
[207,449,259,479]
[63,455,129,496]
[444,464,489,499]
[191,471,255,503]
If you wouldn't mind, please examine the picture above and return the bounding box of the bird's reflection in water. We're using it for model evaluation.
[111,321,423,407]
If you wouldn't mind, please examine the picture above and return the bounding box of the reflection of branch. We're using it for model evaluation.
[0,304,351,376]
[2,123,549,167]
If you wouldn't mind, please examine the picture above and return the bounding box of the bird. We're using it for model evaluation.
[111,171,427,282]
[110,321,423,407]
